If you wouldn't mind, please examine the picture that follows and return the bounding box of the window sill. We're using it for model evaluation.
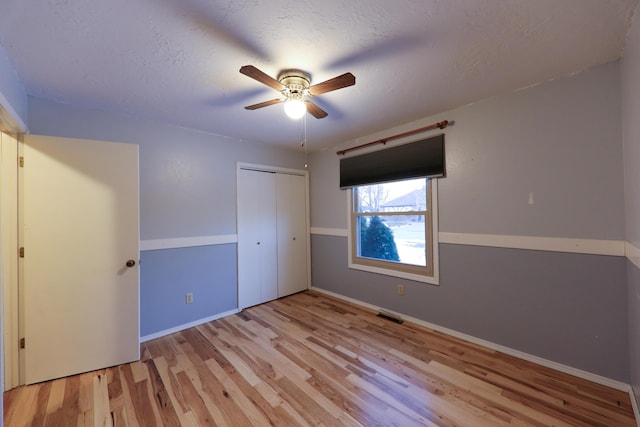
[348,261,440,285]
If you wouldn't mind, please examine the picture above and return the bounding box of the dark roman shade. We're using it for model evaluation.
[339,134,445,189]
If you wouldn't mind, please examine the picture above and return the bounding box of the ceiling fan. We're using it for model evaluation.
[239,65,356,119]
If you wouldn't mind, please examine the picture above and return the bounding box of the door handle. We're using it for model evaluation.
[125,259,136,268]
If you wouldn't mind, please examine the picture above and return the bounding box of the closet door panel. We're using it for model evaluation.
[277,173,308,297]
[237,169,277,309]
[257,173,278,303]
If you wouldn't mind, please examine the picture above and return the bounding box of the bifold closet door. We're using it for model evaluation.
[237,169,278,309]
[276,173,308,297]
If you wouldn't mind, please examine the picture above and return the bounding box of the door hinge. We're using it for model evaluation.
[19,156,24,167]
[19,338,25,349]
[19,247,24,258]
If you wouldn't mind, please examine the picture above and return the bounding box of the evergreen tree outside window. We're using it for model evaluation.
[361,216,400,261]
[349,178,438,284]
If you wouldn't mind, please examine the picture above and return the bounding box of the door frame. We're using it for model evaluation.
[235,162,311,305]
[1,101,29,391]
[1,132,21,389]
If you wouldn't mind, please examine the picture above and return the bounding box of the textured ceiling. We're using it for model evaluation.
[0,0,637,150]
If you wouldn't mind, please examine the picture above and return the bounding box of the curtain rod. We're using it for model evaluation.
[336,120,449,156]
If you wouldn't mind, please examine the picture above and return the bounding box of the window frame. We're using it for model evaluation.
[347,178,439,285]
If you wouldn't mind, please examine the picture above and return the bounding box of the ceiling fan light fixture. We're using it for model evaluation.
[284,98,307,119]
[240,65,354,120]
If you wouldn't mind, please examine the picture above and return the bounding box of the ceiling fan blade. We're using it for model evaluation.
[308,72,355,96]
[244,98,285,110]
[240,65,284,91]
[305,101,328,119]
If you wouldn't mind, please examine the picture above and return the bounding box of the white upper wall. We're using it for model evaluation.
[310,61,625,240]
[27,96,306,240]
[0,43,27,130]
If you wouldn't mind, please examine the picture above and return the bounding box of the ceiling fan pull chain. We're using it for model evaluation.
[303,115,308,168]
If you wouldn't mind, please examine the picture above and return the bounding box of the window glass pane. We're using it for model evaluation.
[357,214,426,266]
[355,178,427,213]
[391,215,426,266]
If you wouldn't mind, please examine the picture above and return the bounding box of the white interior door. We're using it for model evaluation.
[276,173,309,297]
[237,168,277,309]
[23,134,139,384]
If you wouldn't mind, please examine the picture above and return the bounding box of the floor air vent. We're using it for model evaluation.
[377,310,404,324]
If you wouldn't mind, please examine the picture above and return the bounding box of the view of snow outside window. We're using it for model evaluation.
[354,178,427,266]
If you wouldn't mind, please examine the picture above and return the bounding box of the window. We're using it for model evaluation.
[349,177,439,284]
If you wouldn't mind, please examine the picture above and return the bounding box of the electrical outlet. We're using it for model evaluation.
[185,292,193,304]
[397,284,405,296]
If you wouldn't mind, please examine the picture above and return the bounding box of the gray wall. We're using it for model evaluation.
[140,245,237,336]
[313,235,628,380]
[622,11,640,408]
[28,97,306,336]
[309,61,629,381]
[628,261,640,403]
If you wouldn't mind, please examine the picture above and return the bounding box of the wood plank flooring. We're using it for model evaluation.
[4,290,637,426]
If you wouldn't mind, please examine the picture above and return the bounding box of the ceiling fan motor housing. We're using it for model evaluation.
[278,69,311,98]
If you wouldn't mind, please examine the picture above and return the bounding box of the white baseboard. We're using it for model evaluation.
[139,308,239,342]
[310,286,631,392]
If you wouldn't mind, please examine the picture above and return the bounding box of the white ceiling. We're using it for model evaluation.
[0,0,637,150]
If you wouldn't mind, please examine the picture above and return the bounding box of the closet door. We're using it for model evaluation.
[237,169,278,309]
[276,173,309,297]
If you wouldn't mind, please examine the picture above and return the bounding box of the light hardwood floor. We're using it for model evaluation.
[4,290,637,426]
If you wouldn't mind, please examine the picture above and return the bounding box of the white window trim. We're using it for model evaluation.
[347,180,440,285]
